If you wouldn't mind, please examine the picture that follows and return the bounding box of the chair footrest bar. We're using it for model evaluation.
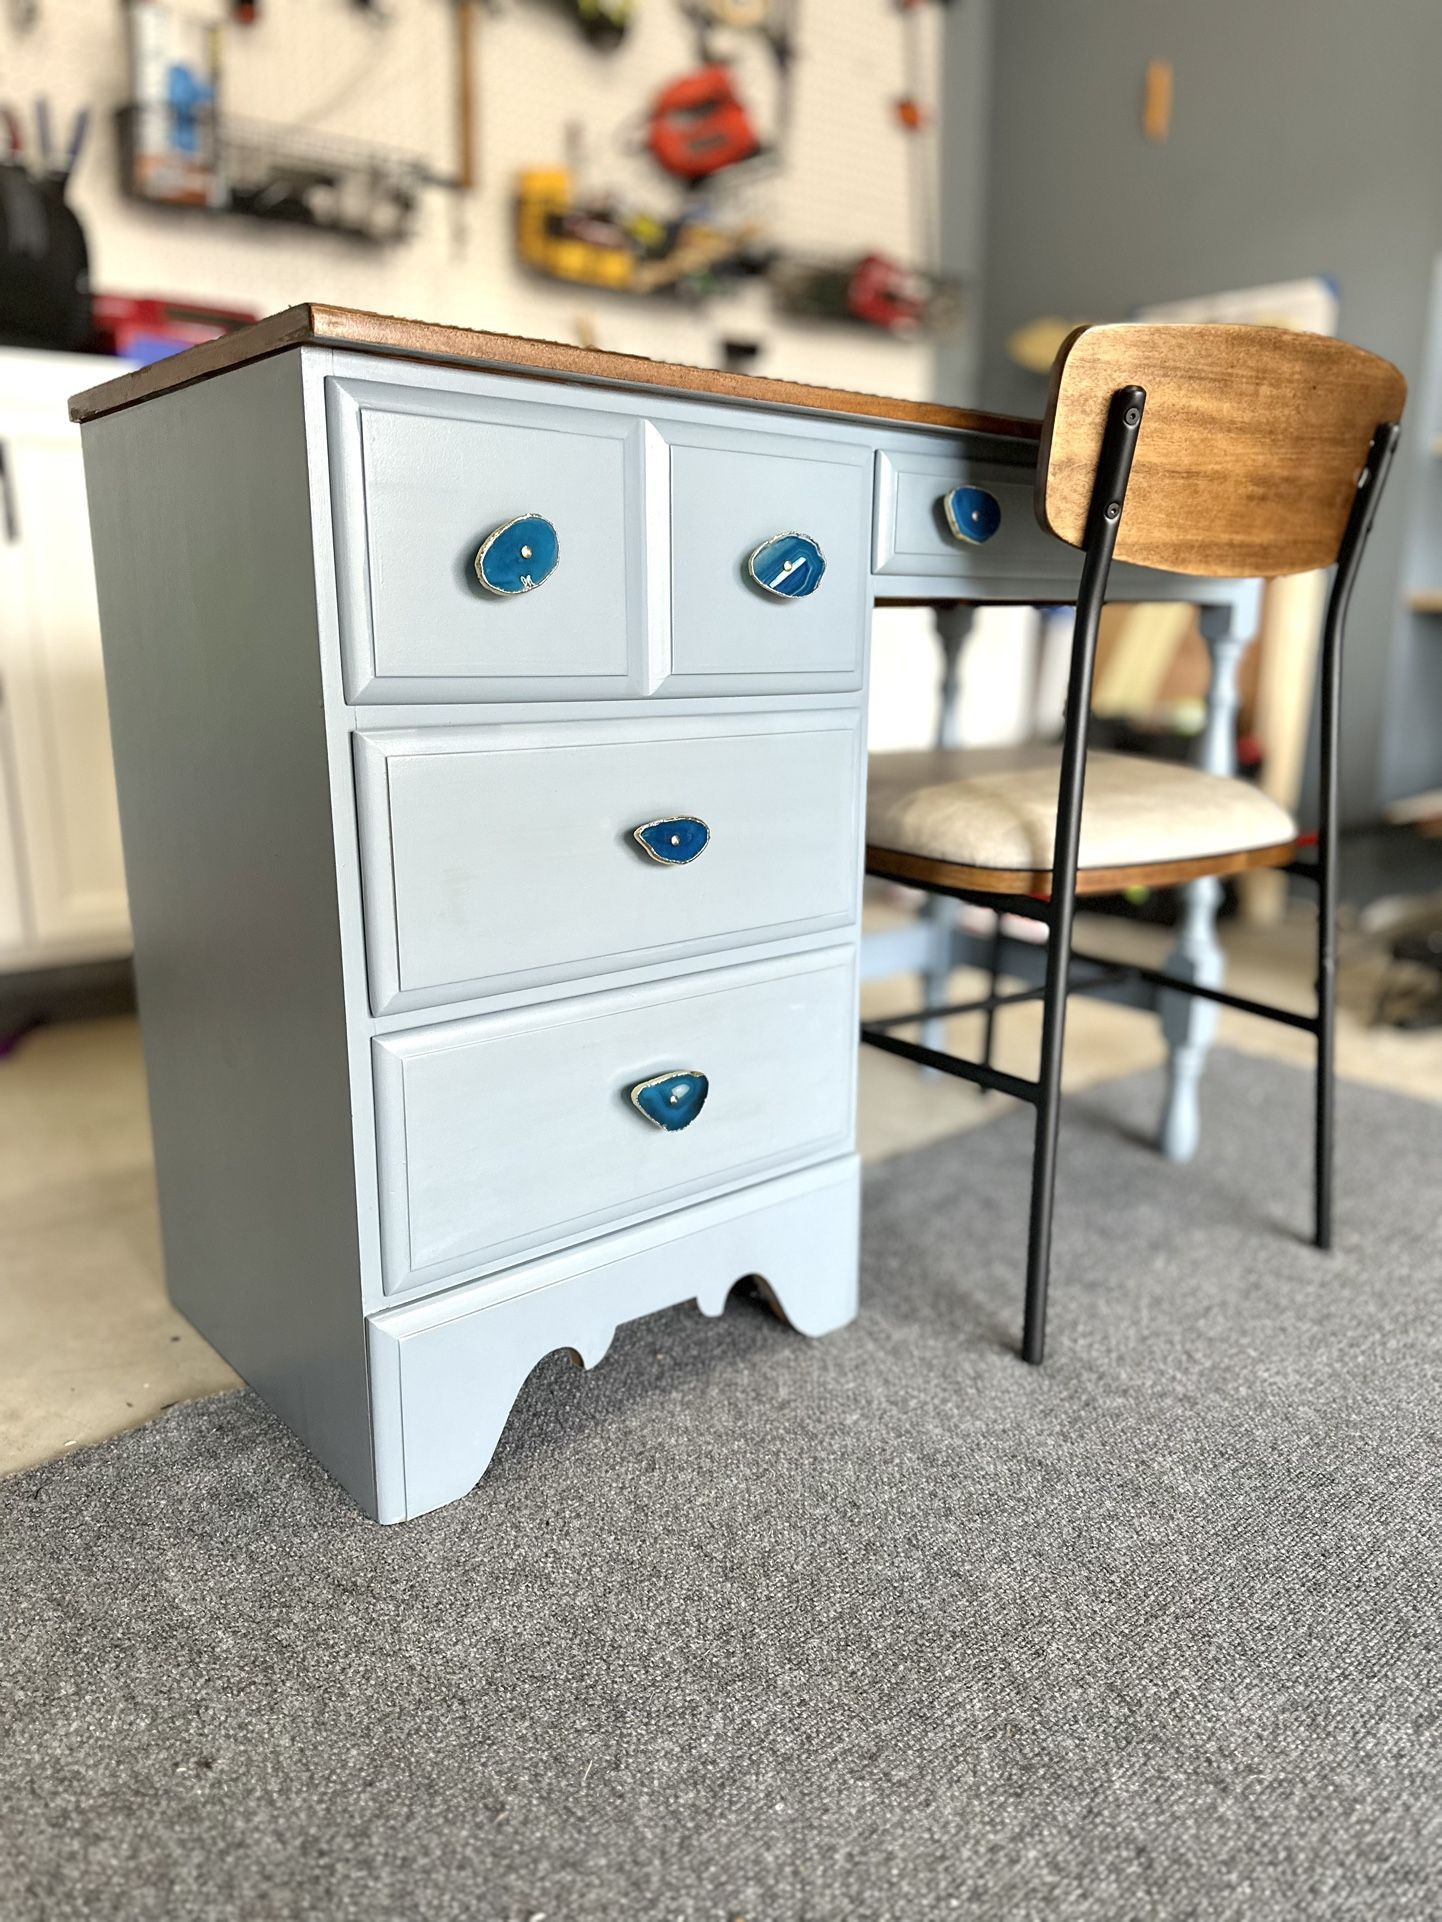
[859,1025,1041,1103]
[863,962,1132,1034]
[1069,948,1319,1033]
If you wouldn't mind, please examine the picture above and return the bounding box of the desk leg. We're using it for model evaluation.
[921,607,974,1054]
[1159,603,1250,1162]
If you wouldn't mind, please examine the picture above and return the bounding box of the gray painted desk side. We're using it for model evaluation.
[81,353,376,1513]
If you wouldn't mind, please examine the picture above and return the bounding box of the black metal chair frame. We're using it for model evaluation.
[861,384,1402,1366]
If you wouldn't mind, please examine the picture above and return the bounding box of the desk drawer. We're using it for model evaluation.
[373,948,856,1295]
[873,445,1077,588]
[663,423,870,691]
[354,710,864,1014]
[327,378,650,701]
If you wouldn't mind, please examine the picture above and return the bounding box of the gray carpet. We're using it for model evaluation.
[4,1050,1442,1922]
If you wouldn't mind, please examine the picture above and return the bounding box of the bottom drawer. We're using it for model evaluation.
[373,947,856,1295]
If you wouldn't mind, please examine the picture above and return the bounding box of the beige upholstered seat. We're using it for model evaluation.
[867,746,1296,894]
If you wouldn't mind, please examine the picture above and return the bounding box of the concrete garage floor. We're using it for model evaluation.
[3,905,1440,1480]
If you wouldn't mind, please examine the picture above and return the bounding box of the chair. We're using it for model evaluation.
[862,322,1405,1365]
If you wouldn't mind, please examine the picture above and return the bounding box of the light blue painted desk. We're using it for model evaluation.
[72,308,1260,1520]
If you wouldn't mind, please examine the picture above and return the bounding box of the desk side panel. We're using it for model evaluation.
[80,352,374,1514]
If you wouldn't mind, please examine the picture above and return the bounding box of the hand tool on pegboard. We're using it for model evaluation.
[768,249,956,336]
[645,64,763,183]
[576,0,633,44]
[678,0,798,149]
[56,107,90,192]
[892,0,954,269]
[516,1,635,48]
[455,0,479,191]
[33,94,52,172]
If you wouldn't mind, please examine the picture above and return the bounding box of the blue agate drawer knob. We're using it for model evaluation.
[473,513,559,595]
[630,1070,709,1132]
[632,816,710,865]
[747,531,826,599]
[941,486,1002,545]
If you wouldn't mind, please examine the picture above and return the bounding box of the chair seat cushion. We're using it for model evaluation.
[867,746,1296,881]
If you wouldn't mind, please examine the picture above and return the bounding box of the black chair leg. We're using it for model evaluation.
[978,914,1005,1093]
[1015,386,1145,1363]
[1315,895,1336,1252]
[1307,420,1402,1247]
[1022,907,1076,1365]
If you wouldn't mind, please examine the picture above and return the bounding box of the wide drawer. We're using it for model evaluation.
[372,948,857,1296]
[662,421,870,692]
[327,377,651,701]
[354,709,864,1014]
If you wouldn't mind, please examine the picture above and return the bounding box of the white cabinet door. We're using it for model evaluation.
[0,423,129,953]
[0,732,26,951]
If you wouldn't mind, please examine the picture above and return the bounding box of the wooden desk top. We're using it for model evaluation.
[68,301,1042,442]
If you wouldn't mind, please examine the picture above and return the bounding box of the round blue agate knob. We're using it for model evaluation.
[941,486,1001,545]
[629,1071,709,1132]
[474,513,559,595]
[747,531,826,598]
[632,816,710,866]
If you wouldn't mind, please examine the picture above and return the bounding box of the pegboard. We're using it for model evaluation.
[4,0,964,753]
[0,0,949,397]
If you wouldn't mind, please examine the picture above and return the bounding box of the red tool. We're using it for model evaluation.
[846,254,928,334]
[90,293,258,364]
[645,65,761,183]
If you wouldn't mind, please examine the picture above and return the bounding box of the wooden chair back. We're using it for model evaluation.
[1036,323,1406,578]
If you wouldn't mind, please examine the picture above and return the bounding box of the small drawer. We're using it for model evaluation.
[872,444,1078,588]
[372,948,857,1295]
[354,709,864,1014]
[662,421,870,691]
[327,378,651,702]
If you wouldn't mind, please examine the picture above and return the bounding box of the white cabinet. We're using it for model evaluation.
[0,350,130,971]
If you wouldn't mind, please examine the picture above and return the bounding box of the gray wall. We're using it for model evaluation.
[951,0,1442,824]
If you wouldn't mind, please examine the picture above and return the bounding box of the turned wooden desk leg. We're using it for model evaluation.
[921,606,974,1056]
[1159,602,1252,1162]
